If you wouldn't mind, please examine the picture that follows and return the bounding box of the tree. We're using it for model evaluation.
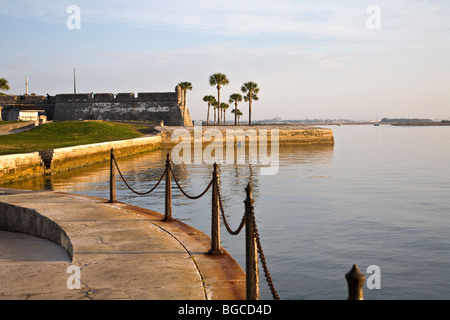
[209,73,229,125]
[229,93,242,126]
[212,101,219,125]
[203,95,216,126]
[231,108,243,125]
[220,103,229,125]
[0,78,10,93]
[241,81,259,126]
[178,82,193,118]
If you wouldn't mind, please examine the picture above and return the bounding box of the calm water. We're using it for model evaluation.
[4,125,450,300]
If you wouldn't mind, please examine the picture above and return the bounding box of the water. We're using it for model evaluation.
[4,125,450,300]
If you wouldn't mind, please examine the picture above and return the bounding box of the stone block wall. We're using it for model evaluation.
[0,152,45,184]
[48,136,161,173]
[53,87,192,126]
[0,136,162,183]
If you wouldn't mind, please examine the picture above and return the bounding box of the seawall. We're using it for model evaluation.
[156,125,335,147]
[0,136,161,184]
[0,152,45,184]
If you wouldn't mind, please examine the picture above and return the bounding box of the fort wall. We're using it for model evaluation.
[53,87,192,126]
[0,86,192,126]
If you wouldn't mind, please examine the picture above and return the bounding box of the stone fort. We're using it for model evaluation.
[0,85,193,126]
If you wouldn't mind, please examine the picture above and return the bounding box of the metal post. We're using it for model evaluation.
[345,265,366,300]
[109,148,116,203]
[164,153,173,222]
[208,163,223,255]
[245,183,260,300]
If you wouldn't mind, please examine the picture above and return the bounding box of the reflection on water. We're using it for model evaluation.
[4,144,334,199]
[4,125,450,300]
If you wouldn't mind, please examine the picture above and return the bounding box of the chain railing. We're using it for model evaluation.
[108,148,280,300]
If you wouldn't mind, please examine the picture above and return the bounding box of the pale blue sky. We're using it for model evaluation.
[1,0,449,121]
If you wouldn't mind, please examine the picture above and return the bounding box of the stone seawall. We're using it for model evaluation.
[44,136,161,174]
[156,125,335,147]
[0,136,161,184]
[0,152,45,184]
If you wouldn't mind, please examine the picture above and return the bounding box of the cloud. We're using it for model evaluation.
[2,0,450,45]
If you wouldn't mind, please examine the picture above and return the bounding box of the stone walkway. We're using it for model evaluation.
[0,188,245,300]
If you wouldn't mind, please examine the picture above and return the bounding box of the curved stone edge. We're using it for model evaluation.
[0,201,73,261]
[93,199,247,301]
[0,188,246,300]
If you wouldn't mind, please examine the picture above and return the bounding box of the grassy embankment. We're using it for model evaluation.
[0,121,149,156]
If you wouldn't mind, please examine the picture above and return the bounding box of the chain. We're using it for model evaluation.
[113,155,166,196]
[114,153,279,300]
[251,207,281,300]
[217,177,280,300]
[170,166,213,200]
[217,178,246,235]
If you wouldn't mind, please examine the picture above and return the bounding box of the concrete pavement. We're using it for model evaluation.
[0,188,246,300]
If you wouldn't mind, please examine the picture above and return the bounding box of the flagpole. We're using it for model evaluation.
[73,68,77,94]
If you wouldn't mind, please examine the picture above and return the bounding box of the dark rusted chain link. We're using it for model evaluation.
[251,209,281,300]
[113,155,166,196]
[169,166,213,200]
[217,179,246,235]
[216,170,279,299]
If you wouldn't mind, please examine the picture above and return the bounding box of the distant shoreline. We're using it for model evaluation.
[228,122,450,127]
[390,122,450,126]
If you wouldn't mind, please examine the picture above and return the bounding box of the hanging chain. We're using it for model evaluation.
[217,176,246,235]
[113,154,280,300]
[251,210,280,300]
[170,166,213,200]
[113,155,166,196]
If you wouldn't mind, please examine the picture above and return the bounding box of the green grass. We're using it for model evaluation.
[0,121,147,155]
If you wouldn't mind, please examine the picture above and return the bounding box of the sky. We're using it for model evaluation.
[0,0,449,121]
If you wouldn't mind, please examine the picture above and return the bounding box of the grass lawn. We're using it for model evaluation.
[0,121,149,155]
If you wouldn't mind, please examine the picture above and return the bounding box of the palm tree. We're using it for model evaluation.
[209,73,229,125]
[0,78,10,93]
[212,101,219,125]
[203,95,216,126]
[220,103,229,125]
[241,81,259,126]
[229,93,242,126]
[178,82,193,118]
[231,109,243,125]
[237,110,243,124]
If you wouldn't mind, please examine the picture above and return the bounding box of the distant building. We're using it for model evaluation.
[1,104,45,122]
